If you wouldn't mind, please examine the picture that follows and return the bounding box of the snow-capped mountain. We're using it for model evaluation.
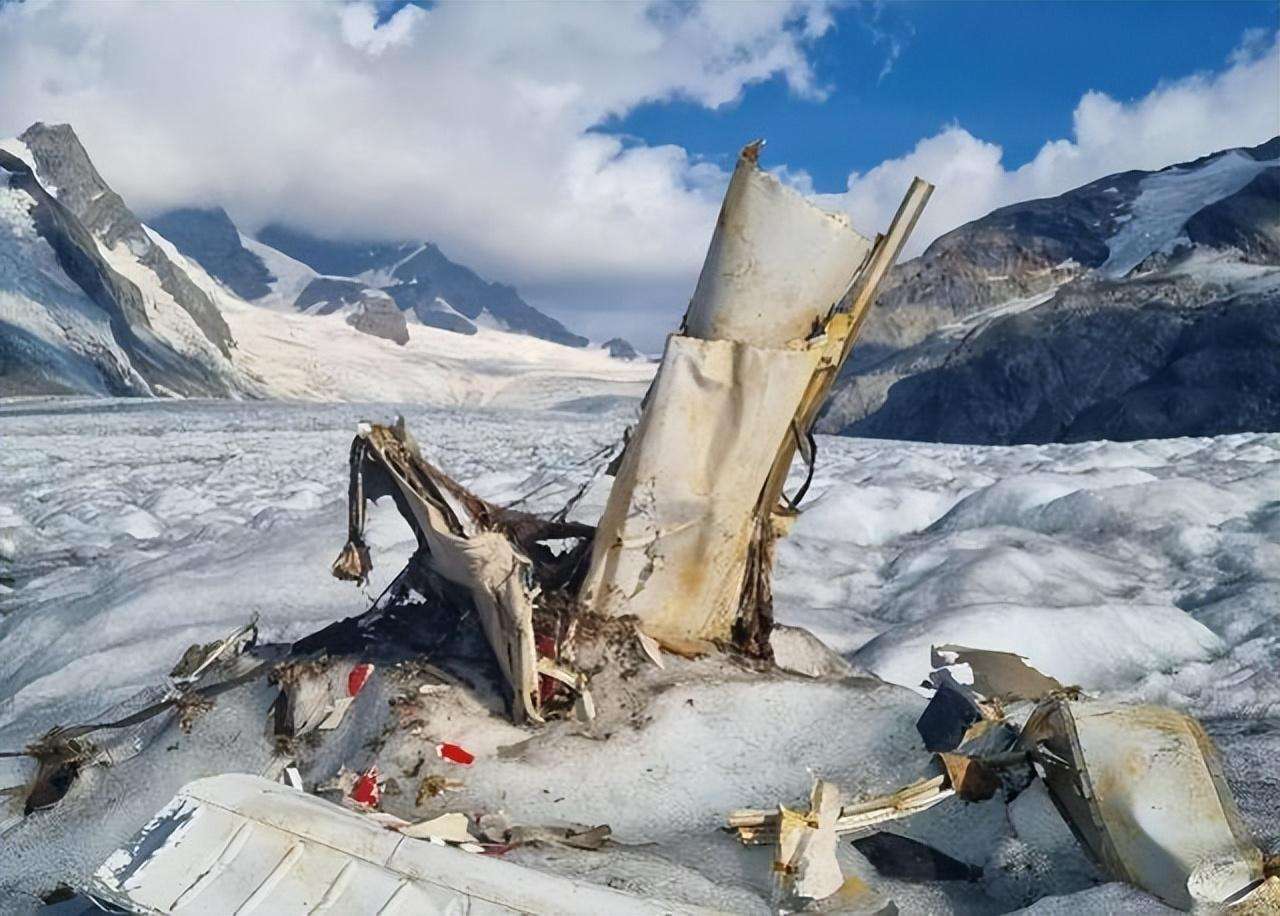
[148,206,275,302]
[257,224,588,347]
[151,209,589,348]
[0,123,646,404]
[0,129,245,398]
[822,137,1280,444]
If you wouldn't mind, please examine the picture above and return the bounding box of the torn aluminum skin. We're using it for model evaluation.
[91,774,721,915]
[1021,698,1272,911]
[580,142,931,649]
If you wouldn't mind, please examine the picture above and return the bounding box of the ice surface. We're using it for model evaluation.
[0,401,1276,911]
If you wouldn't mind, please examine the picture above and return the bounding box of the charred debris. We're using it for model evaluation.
[2,143,1274,913]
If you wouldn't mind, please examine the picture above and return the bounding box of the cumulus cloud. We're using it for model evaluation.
[0,2,1274,344]
[822,31,1280,258]
[0,0,831,339]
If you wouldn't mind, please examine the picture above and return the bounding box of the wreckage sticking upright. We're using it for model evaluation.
[332,143,932,719]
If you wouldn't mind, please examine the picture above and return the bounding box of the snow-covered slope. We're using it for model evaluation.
[0,400,1275,910]
[0,156,145,395]
[152,234,654,408]
[0,120,649,406]
[255,223,589,347]
[238,233,318,309]
[1100,148,1279,276]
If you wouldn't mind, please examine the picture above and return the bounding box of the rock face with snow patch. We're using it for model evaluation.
[824,137,1280,444]
[1183,166,1280,264]
[19,123,235,359]
[0,148,241,397]
[384,283,478,335]
[148,206,276,300]
[259,224,587,346]
[293,277,409,345]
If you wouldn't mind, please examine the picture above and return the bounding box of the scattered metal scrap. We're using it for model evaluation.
[727,645,1279,912]
[330,144,931,723]
[1023,698,1280,911]
[0,618,267,815]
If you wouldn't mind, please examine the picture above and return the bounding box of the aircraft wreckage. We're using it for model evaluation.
[3,143,1276,913]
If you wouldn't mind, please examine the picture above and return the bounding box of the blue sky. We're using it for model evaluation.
[603,1,1279,191]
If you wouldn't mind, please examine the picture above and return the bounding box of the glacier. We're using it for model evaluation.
[0,398,1275,911]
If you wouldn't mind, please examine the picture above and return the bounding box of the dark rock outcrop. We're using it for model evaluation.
[823,137,1280,444]
[601,337,639,360]
[346,296,410,346]
[293,278,408,345]
[844,277,1279,444]
[1184,168,1280,264]
[149,207,276,300]
[384,283,478,335]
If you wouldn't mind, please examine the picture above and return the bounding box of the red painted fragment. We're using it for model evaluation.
[538,674,558,704]
[348,663,374,697]
[350,765,381,807]
[436,742,475,766]
[535,633,556,658]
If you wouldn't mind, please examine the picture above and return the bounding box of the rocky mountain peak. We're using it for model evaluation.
[149,206,276,301]
[19,122,235,358]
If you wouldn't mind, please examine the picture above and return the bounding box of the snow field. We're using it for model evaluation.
[0,401,1276,911]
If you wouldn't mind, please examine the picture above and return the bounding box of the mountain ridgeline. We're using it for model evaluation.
[820,137,1280,444]
[255,225,588,348]
[2,120,1276,445]
[0,125,243,397]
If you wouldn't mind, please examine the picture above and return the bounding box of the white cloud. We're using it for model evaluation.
[340,3,426,56]
[0,3,1274,346]
[822,31,1280,258]
[0,0,831,342]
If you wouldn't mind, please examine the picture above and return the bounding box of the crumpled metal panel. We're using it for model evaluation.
[92,775,718,915]
[684,142,873,348]
[1022,699,1265,910]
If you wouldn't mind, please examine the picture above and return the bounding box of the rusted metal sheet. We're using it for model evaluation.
[683,141,874,347]
[582,143,932,649]
[577,334,824,642]
[1021,698,1267,910]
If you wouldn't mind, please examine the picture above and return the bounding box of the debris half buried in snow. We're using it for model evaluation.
[273,658,376,738]
[727,773,955,846]
[635,626,665,669]
[399,811,477,845]
[90,775,718,914]
[931,643,1066,702]
[1020,697,1275,911]
[349,765,381,808]
[436,742,475,766]
[776,778,844,903]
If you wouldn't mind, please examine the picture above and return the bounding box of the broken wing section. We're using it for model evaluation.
[581,142,931,649]
[91,774,712,915]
